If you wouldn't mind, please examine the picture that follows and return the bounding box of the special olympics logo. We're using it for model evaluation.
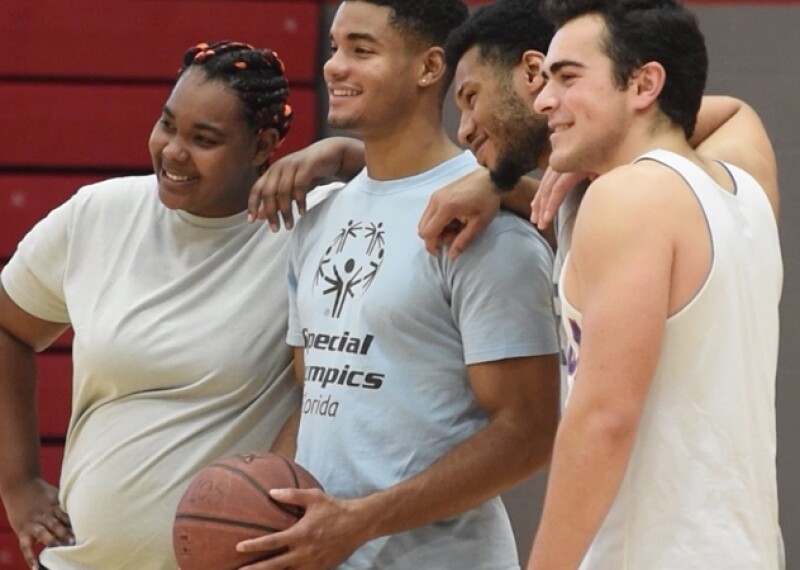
[314,219,386,318]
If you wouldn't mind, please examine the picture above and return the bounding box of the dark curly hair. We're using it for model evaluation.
[348,0,468,91]
[445,0,554,74]
[353,0,469,47]
[179,41,293,142]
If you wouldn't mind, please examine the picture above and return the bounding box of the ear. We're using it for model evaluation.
[418,46,446,88]
[252,128,280,168]
[630,61,666,111]
[518,50,547,95]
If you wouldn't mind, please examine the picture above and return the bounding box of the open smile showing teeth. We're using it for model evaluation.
[163,170,194,182]
[330,88,360,97]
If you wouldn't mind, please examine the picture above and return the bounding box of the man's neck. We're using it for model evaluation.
[599,124,691,175]
[361,119,462,181]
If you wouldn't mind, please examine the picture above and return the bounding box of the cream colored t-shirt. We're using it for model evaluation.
[2,175,302,570]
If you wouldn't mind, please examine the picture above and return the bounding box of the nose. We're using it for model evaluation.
[457,110,476,148]
[323,49,346,82]
[533,80,556,115]
[162,135,189,162]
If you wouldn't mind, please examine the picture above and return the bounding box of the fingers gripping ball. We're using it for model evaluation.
[173,451,322,570]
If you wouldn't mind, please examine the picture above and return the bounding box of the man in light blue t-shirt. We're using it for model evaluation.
[237,2,560,568]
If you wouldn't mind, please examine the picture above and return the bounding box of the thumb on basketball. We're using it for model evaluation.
[269,487,309,505]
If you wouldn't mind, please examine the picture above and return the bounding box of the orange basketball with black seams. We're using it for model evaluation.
[172,451,322,570]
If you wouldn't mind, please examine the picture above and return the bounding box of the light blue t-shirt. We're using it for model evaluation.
[287,151,558,569]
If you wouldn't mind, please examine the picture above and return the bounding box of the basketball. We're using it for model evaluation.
[172,451,323,570]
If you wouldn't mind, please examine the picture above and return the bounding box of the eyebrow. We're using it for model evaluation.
[331,31,381,45]
[162,105,226,138]
[542,59,586,79]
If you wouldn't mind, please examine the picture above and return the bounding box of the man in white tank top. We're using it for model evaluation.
[525,1,784,569]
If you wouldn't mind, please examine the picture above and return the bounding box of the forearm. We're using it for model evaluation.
[0,328,41,494]
[690,95,741,148]
[334,137,366,181]
[526,408,637,570]
[354,410,553,540]
[498,175,538,219]
[270,408,300,459]
[690,96,778,215]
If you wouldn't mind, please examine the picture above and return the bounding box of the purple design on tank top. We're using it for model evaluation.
[566,318,582,376]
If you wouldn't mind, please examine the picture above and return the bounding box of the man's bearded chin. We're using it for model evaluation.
[488,118,549,191]
[489,156,536,192]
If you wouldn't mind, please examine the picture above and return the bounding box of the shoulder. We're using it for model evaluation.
[486,212,553,256]
[571,164,681,268]
[589,161,680,195]
[21,175,156,237]
[75,174,155,195]
[70,174,158,211]
[580,162,686,226]
[451,212,554,275]
[306,181,346,210]
[291,180,351,248]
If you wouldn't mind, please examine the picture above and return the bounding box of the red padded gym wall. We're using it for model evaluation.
[0,0,321,258]
[0,3,321,562]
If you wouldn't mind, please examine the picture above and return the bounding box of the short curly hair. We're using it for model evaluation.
[445,0,554,73]
[179,40,292,142]
[352,0,468,47]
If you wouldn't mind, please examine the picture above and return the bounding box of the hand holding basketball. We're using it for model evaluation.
[172,451,322,570]
[234,484,371,570]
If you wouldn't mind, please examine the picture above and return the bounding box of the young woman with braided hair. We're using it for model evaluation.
[0,41,309,570]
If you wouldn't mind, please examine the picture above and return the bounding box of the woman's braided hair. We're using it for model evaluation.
[180,41,293,145]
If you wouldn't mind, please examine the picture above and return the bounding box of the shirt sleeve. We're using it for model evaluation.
[1,196,74,323]
[446,212,559,365]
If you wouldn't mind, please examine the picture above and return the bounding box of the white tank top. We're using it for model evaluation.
[560,150,784,569]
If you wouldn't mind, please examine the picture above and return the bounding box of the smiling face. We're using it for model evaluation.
[323,1,423,137]
[148,67,267,218]
[534,14,633,175]
[454,45,549,189]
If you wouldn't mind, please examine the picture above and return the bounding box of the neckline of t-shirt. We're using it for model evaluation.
[354,151,475,195]
[174,208,249,229]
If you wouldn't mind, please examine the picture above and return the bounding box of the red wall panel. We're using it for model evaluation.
[0,531,26,569]
[36,354,72,439]
[0,85,317,169]
[0,1,320,83]
[0,83,169,169]
[50,330,73,350]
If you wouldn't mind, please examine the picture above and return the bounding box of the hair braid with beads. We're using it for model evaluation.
[179,41,293,144]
